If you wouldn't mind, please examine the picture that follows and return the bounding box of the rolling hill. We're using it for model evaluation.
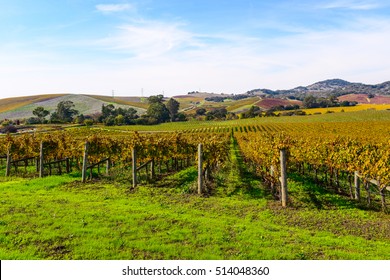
[2,78,390,121]
[247,79,390,98]
[0,94,147,121]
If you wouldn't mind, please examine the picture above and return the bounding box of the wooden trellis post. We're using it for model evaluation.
[280,149,288,207]
[39,142,44,178]
[81,141,89,183]
[132,148,137,188]
[354,171,360,201]
[5,149,11,177]
[198,143,203,194]
[106,158,111,176]
[150,158,155,180]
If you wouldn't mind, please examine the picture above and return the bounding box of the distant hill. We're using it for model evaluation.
[247,79,390,98]
[2,79,390,121]
[0,94,66,114]
[0,94,147,121]
[338,94,390,104]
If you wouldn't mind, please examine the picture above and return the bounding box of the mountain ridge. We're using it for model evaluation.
[246,79,390,97]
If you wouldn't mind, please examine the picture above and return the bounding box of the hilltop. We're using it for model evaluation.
[247,79,390,98]
[0,94,147,121]
[1,78,390,121]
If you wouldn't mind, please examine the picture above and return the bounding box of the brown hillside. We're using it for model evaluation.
[255,98,302,109]
[338,94,390,104]
[88,95,149,109]
[0,94,66,114]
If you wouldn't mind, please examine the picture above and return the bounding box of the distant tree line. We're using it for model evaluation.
[24,95,187,127]
[303,95,357,109]
[26,101,81,124]
[205,94,251,102]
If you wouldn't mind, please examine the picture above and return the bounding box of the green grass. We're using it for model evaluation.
[0,160,389,260]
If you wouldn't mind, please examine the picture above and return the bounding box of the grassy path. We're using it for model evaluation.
[221,135,265,199]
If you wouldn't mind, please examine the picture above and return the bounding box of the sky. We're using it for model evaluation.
[1,0,390,98]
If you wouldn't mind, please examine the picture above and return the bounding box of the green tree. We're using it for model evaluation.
[303,95,318,109]
[101,104,115,119]
[51,101,79,123]
[196,108,206,116]
[166,98,180,121]
[74,114,85,124]
[32,106,50,123]
[115,114,125,125]
[146,95,169,123]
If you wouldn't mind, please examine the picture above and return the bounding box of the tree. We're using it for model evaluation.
[84,119,94,126]
[51,101,79,123]
[115,114,125,125]
[32,106,50,123]
[147,95,164,104]
[166,98,180,121]
[147,102,170,123]
[176,112,187,122]
[244,106,262,118]
[205,108,227,120]
[146,95,169,124]
[303,95,318,109]
[100,104,139,125]
[101,104,115,120]
[196,108,206,116]
[74,114,85,124]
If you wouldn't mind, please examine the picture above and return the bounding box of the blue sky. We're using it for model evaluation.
[1,0,390,97]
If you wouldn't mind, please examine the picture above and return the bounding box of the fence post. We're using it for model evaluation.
[5,149,11,177]
[150,158,155,180]
[270,165,275,194]
[280,149,288,207]
[354,171,360,201]
[106,158,111,176]
[66,158,70,173]
[132,148,137,188]
[198,143,203,194]
[81,141,89,183]
[39,142,44,178]
[379,186,387,212]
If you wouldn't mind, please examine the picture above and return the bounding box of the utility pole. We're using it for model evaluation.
[112,90,115,99]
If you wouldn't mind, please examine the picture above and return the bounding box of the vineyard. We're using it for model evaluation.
[1,120,389,210]
[0,129,230,191]
[1,116,390,259]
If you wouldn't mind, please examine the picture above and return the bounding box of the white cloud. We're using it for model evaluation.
[98,21,199,58]
[96,3,133,13]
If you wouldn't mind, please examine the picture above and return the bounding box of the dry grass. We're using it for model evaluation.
[88,95,149,109]
[225,97,261,112]
[0,94,66,114]
[302,104,390,114]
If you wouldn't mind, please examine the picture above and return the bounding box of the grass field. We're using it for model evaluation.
[0,134,389,260]
[0,94,65,114]
[96,109,390,132]
[1,110,390,260]
[301,104,390,114]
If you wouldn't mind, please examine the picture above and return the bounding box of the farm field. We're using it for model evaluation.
[98,109,390,132]
[0,110,390,260]
[301,104,390,114]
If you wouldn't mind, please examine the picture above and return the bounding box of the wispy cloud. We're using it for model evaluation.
[320,0,381,10]
[96,3,133,13]
[98,20,200,58]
